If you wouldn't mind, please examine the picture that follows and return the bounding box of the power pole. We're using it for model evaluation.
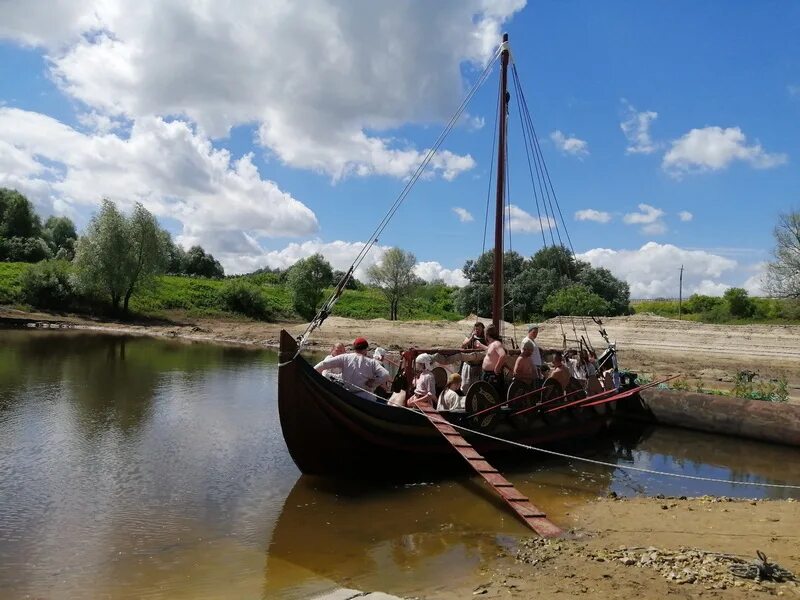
[678,264,684,320]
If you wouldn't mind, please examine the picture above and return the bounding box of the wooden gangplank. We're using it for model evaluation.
[414,400,562,537]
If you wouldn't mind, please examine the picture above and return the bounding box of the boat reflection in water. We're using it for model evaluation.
[263,452,616,599]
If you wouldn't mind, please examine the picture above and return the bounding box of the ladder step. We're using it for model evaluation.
[469,460,498,473]
[411,400,562,538]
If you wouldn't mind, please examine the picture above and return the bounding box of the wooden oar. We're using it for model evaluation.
[578,375,681,407]
[509,386,587,418]
[467,383,550,419]
[545,375,681,414]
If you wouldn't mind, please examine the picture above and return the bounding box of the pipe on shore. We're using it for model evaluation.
[618,389,800,447]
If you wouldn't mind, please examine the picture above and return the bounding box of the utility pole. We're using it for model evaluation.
[678,264,684,320]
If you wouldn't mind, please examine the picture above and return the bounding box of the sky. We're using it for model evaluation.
[0,0,798,298]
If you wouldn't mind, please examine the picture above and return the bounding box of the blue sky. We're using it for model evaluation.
[0,1,798,297]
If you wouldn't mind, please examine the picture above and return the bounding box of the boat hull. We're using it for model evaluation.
[278,330,612,477]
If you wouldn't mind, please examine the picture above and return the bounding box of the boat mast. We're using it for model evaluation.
[492,33,510,333]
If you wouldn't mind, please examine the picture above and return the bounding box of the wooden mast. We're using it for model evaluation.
[492,33,510,333]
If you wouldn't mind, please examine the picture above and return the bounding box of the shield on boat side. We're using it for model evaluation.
[465,380,500,431]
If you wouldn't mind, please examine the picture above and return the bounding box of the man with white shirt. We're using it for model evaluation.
[519,324,543,380]
[320,342,346,378]
[314,337,391,401]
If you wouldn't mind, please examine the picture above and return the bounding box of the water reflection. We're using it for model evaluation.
[1,330,798,599]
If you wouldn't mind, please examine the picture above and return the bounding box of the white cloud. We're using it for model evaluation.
[0,107,319,249]
[0,0,527,181]
[623,203,666,235]
[620,100,658,155]
[414,261,469,286]
[662,126,787,175]
[579,242,738,298]
[222,238,467,284]
[678,210,693,222]
[506,204,557,234]
[742,263,767,296]
[452,207,474,222]
[574,209,611,223]
[550,130,589,158]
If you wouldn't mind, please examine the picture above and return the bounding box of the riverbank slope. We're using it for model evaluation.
[3,307,799,401]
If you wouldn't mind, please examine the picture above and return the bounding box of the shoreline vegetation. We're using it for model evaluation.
[3,261,799,327]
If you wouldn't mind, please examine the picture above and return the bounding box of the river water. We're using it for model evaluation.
[2,329,799,599]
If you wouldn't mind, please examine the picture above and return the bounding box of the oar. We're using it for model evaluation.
[509,386,587,418]
[578,375,681,408]
[467,383,550,419]
[545,375,681,414]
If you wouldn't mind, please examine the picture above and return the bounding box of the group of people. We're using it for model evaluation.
[313,322,609,412]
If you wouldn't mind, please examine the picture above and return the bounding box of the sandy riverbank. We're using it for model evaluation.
[3,307,799,401]
[431,496,800,599]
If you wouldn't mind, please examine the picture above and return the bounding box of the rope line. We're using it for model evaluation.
[337,381,800,491]
[297,48,502,348]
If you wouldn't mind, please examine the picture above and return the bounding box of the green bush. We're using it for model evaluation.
[20,260,75,309]
[684,294,723,313]
[723,287,755,318]
[219,279,273,320]
[542,284,610,317]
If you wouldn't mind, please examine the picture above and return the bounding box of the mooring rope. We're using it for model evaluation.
[336,380,800,491]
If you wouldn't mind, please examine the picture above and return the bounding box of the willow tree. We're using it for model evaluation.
[367,248,419,320]
[74,200,169,313]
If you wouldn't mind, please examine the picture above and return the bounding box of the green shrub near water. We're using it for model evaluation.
[219,279,274,320]
[20,260,76,309]
[0,262,27,304]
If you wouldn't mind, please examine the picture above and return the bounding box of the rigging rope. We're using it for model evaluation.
[296,48,502,348]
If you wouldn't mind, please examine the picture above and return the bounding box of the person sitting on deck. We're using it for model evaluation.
[513,339,536,385]
[371,347,391,399]
[548,351,572,389]
[437,372,464,411]
[320,342,346,379]
[481,324,507,396]
[460,321,487,391]
[408,353,437,406]
[314,337,391,401]
[518,324,543,381]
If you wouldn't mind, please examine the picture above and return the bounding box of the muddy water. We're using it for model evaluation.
[1,330,799,599]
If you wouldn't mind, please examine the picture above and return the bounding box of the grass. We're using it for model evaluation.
[632,297,800,325]
[0,262,463,323]
[0,262,26,304]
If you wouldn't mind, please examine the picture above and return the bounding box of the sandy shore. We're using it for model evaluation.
[3,307,799,401]
[428,496,800,599]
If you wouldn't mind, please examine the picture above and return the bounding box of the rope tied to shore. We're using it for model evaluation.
[337,380,800,491]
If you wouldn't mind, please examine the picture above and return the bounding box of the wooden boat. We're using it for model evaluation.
[278,34,629,478]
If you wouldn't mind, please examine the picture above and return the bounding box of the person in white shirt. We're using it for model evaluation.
[519,324,543,380]
[320,342,346,378]
[314,337,391,401]
[408,353,436,406]
[438,373,464,411]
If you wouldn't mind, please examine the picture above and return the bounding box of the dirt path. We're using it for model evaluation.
[3,308,799,399]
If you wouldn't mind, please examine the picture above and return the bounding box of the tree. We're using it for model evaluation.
[723,287,755,318]
[462,250,526,285]
[367,248,420,320]
[0,188,41,238]
[542,284,611,317]
[286,253,334,320]
[184,245,225,279]
[454,282,492,317]
[0,236,52,262]
[765,210,800,299]
[332,269,362,290]
[43,216,78,260]
[576,265,631,315]
[74,200,169,313]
